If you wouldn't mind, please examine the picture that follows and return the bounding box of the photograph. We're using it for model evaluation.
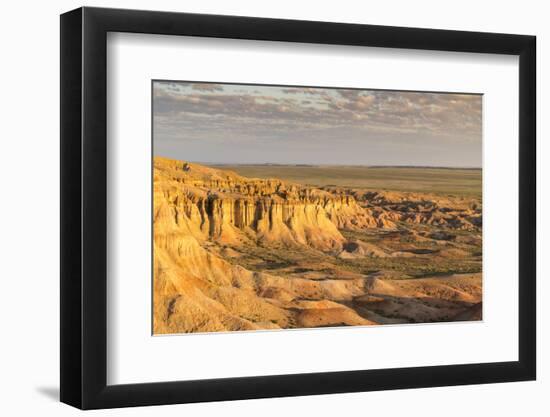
[152,81,483,335]
[52,4,540,411]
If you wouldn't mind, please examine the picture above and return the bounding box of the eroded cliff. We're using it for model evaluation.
[154,156,393,252]
[153,157,482,334]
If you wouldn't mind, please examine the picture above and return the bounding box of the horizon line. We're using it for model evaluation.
[179,161,481,170]
[153,155,481,170]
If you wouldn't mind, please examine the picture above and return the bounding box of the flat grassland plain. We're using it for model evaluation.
[210,165,482,197]
[153,158,482,334]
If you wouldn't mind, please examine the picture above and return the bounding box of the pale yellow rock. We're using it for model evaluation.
[152,157,482,334]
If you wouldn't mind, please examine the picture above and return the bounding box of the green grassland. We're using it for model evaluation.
[208,164,482,197]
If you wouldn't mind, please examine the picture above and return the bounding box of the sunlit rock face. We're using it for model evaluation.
[153,156,394,252]
[153,157,482,335]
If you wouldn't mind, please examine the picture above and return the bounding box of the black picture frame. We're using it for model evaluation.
[60,6,536,410]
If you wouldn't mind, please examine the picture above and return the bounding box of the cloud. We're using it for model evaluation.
[191,83,225,92]
[281,87,326,95]
[153,81,482,166]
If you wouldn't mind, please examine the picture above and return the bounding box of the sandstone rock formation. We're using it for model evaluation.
[153,157,482,334]
[325,188,482,232]
[154,157,393,252]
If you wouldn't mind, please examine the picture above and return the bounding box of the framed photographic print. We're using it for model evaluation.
[60,7,536,409]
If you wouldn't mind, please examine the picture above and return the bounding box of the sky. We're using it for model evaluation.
[153,81,482,167]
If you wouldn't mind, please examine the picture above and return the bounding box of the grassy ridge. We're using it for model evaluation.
[208,165,482,197]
